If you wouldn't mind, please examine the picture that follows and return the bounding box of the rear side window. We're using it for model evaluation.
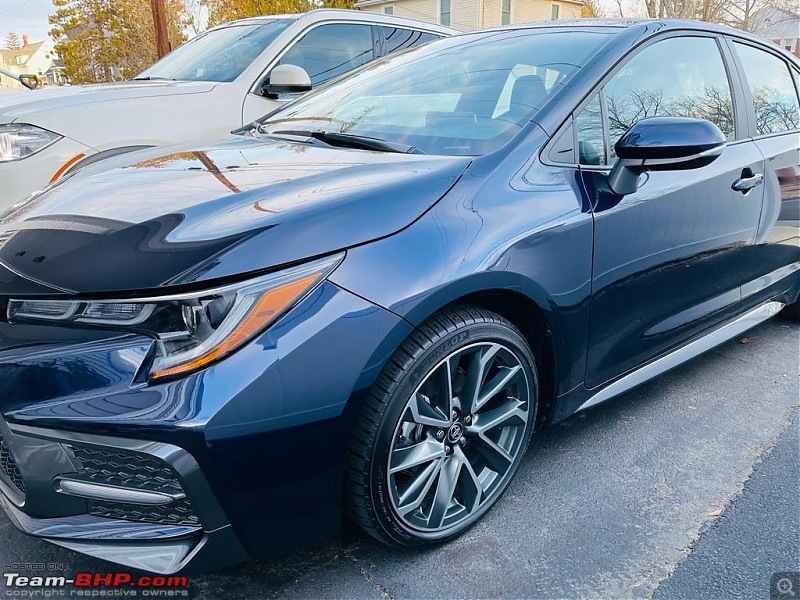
[732,42,800,135]
[276,24,375,86]
[381,27,440,54]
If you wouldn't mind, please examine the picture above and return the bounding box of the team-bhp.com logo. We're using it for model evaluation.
[3,566,189,597]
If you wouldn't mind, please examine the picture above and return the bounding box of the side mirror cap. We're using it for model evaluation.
[607,117,726,196]
[262,64,312,99]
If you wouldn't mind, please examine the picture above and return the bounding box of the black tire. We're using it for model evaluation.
[346,306,538,547]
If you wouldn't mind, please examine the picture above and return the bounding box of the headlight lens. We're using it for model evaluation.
[0,123,62,162]
[7,254,343,380]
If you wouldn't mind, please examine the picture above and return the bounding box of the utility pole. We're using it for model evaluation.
[151,0,170,58]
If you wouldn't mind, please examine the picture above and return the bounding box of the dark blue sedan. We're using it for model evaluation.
[0,19,798,574]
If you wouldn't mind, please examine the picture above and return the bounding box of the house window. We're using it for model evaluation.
[440,0,451,26]
[551,3,560,18]
[501,0,511,25]
[384,5,394,14]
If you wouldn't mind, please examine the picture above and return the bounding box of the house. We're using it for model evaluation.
[355,0,583,30]
[752,6,800,58]
[0,36,64,88]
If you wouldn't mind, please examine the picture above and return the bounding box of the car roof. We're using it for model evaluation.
[208,8,458,36]
[472,17,799,63]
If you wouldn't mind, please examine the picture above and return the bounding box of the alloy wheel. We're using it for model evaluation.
[387,341,532,533]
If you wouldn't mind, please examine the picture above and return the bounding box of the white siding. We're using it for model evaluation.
[480,0,503,28]
[361,0,581,30]
[451,0,480,30]
[512,0,582,23]
[362,0,441,25]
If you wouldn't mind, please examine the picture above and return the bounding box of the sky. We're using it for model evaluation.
[0,0,634,47]
[0,0,54,43]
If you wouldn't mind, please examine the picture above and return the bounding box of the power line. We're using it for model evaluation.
[0,0,34,19]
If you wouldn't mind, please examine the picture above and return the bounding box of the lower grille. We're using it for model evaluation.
[69,446,184,495]
[69,444,200,527]
[0,431,25,494]
[88,499,200,526]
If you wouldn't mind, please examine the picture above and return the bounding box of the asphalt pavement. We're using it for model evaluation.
[0,316,798,600]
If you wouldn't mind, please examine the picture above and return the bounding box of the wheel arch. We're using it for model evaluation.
[348,272,562,430]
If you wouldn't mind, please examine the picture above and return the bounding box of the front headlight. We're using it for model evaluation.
[0,123,62,162]
[7,254,343,380]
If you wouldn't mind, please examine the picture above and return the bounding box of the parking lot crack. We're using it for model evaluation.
[343,545,396,600]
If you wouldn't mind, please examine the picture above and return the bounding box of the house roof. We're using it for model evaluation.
[0,41,47,68]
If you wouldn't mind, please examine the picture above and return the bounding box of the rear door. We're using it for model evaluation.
[725,39,800,311]
[572,33,767,388]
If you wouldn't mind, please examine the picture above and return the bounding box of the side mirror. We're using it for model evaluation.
[262,64,312,99]
[607,117,726,196]
[19,74,40,90]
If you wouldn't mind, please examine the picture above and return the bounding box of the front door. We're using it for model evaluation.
[576,34,766,388]
[242,23,377,124]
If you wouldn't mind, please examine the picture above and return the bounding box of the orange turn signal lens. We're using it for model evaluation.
[150,273,321,381]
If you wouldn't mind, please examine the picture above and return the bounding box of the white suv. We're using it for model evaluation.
[0,9,454,211]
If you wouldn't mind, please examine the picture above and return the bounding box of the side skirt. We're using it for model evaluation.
[577,300,785,413]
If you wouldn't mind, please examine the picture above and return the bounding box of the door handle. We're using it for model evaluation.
[731,170,764,193]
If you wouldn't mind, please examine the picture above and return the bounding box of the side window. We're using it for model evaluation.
[576,94,605,165]
[440,0,451,26]
[603,36,736,161]
[276,24,374,86]
[732,42,800,136]
[501,0,511,25]
[380,27,439,54]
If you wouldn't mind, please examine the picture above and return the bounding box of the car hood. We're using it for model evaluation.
[0,80,218,122]
[0,136,470,295]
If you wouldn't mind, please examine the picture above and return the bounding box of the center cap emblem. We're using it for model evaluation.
[447,423,463,443]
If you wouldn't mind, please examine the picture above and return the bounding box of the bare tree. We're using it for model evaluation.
[630,0,799,29]
[3,32,22,49]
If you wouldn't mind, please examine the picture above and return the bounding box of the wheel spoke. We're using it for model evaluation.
[408,392,450,427]
[390,438,446,474]
[474,434,514,472]
[395,458,444,516]
[454,445,482,510]
[461,344,502,414]
[470,398,526,434]
[427,456,461,529]
[474,365,522,412]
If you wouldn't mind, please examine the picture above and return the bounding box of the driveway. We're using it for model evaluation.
[1,317,798,600]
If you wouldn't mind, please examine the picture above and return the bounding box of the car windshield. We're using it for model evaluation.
[137,20,291,83]
[259,29,611,156]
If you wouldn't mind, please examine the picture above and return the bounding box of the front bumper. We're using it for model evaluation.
[0,280,411,572]
[0,419,248,574]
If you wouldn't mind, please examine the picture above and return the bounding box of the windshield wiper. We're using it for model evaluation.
[268,129,423,155]
[129,76,178,81]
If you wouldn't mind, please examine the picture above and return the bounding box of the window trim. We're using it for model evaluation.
[541,31,747,172]
[383,5,394,15]
[725,35,800,141]
[551,4,560,19]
